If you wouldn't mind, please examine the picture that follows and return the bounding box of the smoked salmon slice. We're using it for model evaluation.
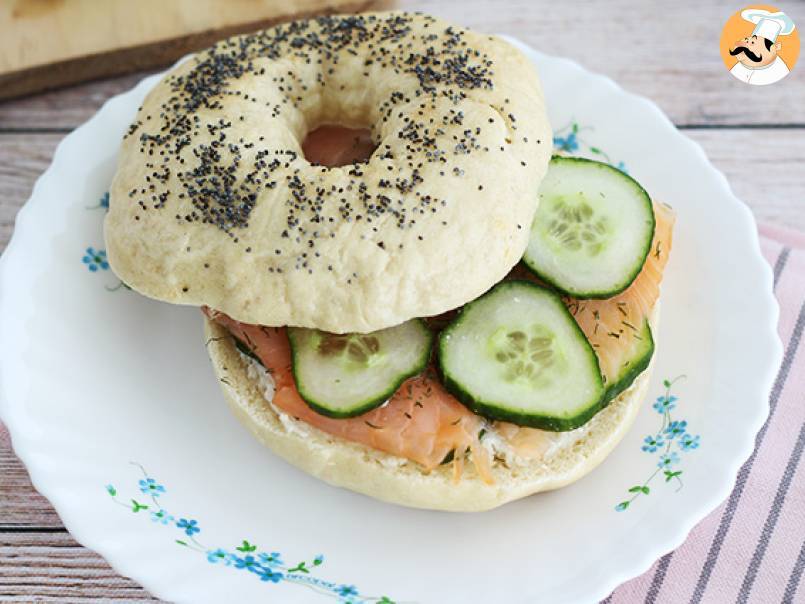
[206,310,493,482]
[568,201,675,386]
[302,125,376,167]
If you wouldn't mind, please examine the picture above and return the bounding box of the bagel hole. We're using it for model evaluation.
[302,125,376,167]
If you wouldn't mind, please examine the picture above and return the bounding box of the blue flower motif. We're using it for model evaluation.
[664,420,688,439]
[176,518,200,536]
[314,554,324,565]
[139,478,165,497]
[615,502,629,512]
[641,434,665,453]
[207,548,232,565]
[553,131,579,152]
[337,585,359,597]
[258,552,283,567]
[680,433,701,451]
[82,247,109,272]
[652,395,678,413]
[255,566,284,583]
[150,509,174,525]
[99,192,110,209]
[232,554,262,573]
[657,452,680,469]
[615,161,628,173]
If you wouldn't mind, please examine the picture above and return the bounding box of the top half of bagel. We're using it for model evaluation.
[104,11,553,333]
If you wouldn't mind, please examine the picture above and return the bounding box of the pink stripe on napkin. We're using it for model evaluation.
[604,224,805,604]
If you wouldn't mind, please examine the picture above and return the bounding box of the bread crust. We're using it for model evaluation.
[105,12,553,333]
[203,307,658,512]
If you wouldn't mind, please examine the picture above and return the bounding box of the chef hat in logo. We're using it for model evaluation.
[741,9,796,42]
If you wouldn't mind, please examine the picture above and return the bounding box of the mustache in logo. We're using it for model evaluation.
[730,45,763,62]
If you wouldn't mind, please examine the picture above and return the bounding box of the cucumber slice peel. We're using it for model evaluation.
[602,318,654,403]
[288,319,432,418]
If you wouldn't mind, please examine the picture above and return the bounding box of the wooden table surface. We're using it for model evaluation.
[1,1,804,600]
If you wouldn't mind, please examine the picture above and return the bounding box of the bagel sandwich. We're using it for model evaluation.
[105,12,675,511]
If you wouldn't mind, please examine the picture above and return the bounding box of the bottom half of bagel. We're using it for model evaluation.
[203,308,658,512]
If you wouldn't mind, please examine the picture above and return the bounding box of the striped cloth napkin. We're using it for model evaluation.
[604,224,805,603]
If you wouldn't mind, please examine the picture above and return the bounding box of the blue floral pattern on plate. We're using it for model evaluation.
[615,377,701,511]
[84,191,131,292]
[107,463,397,603]
[82,247,109,272]
[553,121,627,172]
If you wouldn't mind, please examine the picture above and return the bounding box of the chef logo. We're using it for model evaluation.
[720,5,799,85]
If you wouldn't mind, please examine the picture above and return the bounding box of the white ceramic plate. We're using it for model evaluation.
[0,38,781,604]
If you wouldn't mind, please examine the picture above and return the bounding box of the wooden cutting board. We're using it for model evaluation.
[0,0,384,100]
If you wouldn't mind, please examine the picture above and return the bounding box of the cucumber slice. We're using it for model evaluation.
[523,156,655,298]
[603,318,654,402]
[438,281,605,431]
[288,320,432,418]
